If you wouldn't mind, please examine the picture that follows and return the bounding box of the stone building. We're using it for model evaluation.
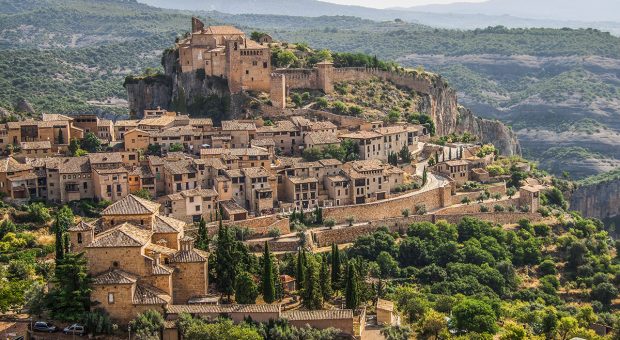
[162,188,219,223]
[343,159,404,204]
[67,194,208,325]
[178,19,272,93]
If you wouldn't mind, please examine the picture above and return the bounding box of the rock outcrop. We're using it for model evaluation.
[15,98,35,114]
[126,49,230,119]
[569,172,620,220]
[455,107,521,156]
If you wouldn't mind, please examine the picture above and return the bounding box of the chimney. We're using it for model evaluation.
[153,251,161,266]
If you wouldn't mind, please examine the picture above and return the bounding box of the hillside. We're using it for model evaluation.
[1,0,620,177]
[405,0,620,23]
[138,0,620,34]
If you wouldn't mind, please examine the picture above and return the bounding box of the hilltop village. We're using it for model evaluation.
[5,18,617,340]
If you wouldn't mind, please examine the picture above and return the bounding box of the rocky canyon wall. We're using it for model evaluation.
[126,49,230,118]
[569,175,620,220]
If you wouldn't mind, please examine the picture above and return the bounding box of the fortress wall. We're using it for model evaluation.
[273,69,318,89]
[204,216,290,238]
[331,68,435,95]
[322,186,445,224]
[451,182,507,203]
[435,212,543,225]
[245,238,299,252]
[434,197,520,214]
[313,211,542,247]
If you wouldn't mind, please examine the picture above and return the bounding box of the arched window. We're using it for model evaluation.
[77,233,83,244]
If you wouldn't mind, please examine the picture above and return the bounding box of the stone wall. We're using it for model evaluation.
[434,198,519,214]
[202,216,290,239]
[322,186,447,224]
[312,211,542,247]
[246,238,299,252]
[435,212,542,225]
[274,69,318,89]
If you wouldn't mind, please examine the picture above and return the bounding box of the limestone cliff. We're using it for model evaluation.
[126,49,230,119]
[569,171,620,219]
[415,79,520,156]
[455,107,521,156]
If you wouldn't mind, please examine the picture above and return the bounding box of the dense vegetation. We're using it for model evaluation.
[347,215,619,338]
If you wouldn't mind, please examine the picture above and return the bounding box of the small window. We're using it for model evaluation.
[108,292,115,304]
[77,233,83,244]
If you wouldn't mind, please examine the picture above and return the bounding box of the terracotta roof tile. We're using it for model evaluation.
[164,159,196,175]
[93,269,137,285]
[167,304,280,314]
[154,215,185,233]
[242,167,270,178]
[68,221,94,232]
[0,157,33,173]
[58,157,91,173]
[133,283,170,305]
[20,141,51,150]
[101,194,160,216]
[88,153,123,164]
[88,223,152,248]
[169,249,207,263]
[282,309,353,321]
[221,120,256,131]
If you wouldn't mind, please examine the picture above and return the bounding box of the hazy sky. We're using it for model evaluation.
[320,0,486,9]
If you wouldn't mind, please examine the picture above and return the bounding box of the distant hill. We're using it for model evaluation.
[138,0,620,34]
[403,0,620,23]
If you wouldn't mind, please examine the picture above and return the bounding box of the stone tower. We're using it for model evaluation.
[270,73,286,109]
[191,17,205,33]
[226,37,244,93]
[67,221,95,253]
[316,61,334,94]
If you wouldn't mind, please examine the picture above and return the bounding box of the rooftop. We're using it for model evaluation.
[282,309,353,321]
[243,167,271,178]
[202,25,245,35]
[133,283,170,305]
[20,141,51,150]
[164,159,197,175]
[167,304,280,315]
[153,215,186,233]
[221,120,256,131]
[93,269,137,285]
[101,194,160,216]
[220,200,247,215]
[305,131,340,145]
[87,223,152,248]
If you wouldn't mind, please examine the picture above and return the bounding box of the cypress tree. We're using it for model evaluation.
[54,220,64,262]
[302,256,322,309]
[422,167,428,185]
[262,242,276,303]
[48,252,92,321]
[273,256,284,301]
[196,217,208,250]
[319,254,332,301]
[345,263,359,309]
[296,248,306,291]
[331,243,341,290]
[215,219,236,300]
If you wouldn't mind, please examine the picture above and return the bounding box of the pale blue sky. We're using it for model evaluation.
[320,0,486,9]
